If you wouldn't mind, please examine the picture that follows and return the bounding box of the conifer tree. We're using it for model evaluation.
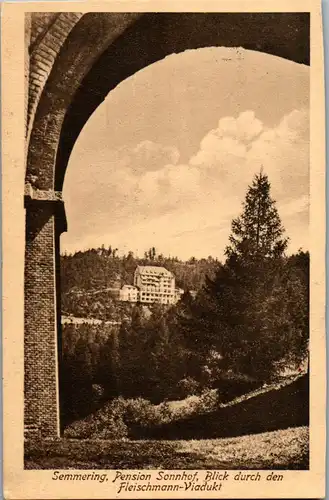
[180,171,294,390]
[225,170,288,262]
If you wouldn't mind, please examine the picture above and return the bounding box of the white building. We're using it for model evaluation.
[119,284,139,302]
[134,265,176,305]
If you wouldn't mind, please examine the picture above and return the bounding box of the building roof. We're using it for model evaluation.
[135,265,173,277]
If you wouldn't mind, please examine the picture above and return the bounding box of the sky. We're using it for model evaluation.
[61,46,309,260]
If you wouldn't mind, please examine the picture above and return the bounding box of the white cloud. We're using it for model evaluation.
[128,109,309,255]
[187,108,309,203]
[190,110,263,169]
[247,109,309,199]
[131,140,180,173]
[215,111,263,142]
[136,163,201,209]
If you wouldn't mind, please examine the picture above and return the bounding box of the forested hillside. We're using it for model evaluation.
[61,250,309,425]
[60,249,218,318]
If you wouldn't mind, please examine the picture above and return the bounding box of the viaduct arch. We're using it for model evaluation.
[24,12,310,438]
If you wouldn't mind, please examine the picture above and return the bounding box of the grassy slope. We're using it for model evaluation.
[145,373,309,440]
[25,426,308,470]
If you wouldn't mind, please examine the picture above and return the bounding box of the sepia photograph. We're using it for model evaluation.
[23,10,311,470]
[1,2,326,498]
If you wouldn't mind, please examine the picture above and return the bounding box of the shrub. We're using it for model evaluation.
[156,401,173,424]
[93,417,128,440]
[63,390,220,440]
[64,398,129,440]
[64,397,165,439]
[196,388,219,412]
[176,377,201,398]
[64,418,96,439]
[121,398,155,427]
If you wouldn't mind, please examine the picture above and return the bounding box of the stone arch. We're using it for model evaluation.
[24,12,310,438]
[26,12,84,146]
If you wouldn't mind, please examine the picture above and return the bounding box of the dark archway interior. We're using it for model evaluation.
[55,12,310,191]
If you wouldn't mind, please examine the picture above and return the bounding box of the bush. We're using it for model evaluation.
[64,396,172,440]
[164,388,219,420]
[115,397,174,432]
[64,397,129,439]
[64,418,97,439]
[176,377,201,398]
[121,398,156,427]
[63,390,220,440]
[195,388,219,413]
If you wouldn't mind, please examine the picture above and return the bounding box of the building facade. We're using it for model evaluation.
[134,266,176,305]
[119,284,139,302]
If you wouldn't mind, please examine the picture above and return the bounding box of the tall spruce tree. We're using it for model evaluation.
[179,171,296,393]
[213,172,291,382]
[225,170,289,262]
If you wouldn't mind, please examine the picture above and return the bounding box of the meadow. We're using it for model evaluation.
[25,426,308,470]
